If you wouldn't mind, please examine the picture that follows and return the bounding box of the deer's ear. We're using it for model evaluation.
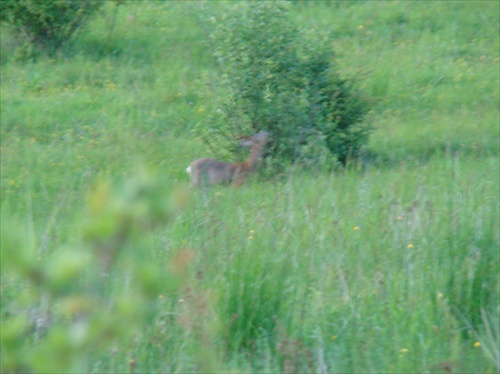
[236,134,251,140]
[237,134,252,147]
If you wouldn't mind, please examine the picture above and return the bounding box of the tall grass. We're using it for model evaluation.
[1,1,498,372]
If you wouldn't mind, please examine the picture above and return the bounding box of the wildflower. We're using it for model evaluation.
[353,226,360,231]
[407,243,414,249]
[358,25,364,31]
[474,341,481,348]
[248,229,255,240]
[437,292,444,299]
[397,215,404,221]
[331,335,337,341]
[400,348,409,353]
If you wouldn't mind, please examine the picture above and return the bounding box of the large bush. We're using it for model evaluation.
[0,0,103,55]
[197,2,370,169]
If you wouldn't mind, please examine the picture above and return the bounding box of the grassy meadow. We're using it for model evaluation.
[1,1,499,373]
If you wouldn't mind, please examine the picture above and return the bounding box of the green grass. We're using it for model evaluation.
[1,1,499,373]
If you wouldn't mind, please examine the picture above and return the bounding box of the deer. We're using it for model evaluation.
[186,130,269,187]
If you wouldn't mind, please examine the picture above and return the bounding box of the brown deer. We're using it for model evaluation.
[186,131,269,187]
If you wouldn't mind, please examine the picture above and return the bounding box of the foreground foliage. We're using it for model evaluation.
[2,158,498,372]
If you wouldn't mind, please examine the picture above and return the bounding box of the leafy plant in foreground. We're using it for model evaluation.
[0,175,212,373]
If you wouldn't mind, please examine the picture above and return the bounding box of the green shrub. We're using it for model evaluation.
[0,176,200,373]
[197,2,370,169]
[0,0,103,55]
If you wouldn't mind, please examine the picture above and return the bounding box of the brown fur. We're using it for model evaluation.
[187,131,269,187]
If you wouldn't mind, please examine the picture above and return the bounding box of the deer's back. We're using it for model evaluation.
[190,158,236,185]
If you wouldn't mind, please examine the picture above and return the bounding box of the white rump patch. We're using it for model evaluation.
[186,166,191,174]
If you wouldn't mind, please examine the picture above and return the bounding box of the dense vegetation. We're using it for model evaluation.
[0,0,103,56]
[1,1,499,373]
[199,2,370,168]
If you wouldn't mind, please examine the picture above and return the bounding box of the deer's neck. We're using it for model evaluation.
[246,145,264,169]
